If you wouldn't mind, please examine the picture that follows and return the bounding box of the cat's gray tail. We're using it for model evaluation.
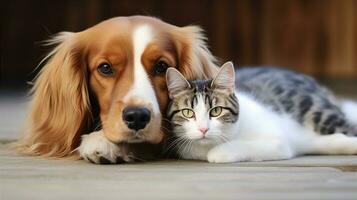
[341,100,357,135]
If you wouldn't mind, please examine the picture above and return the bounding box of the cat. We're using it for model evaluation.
[165,62,357,163]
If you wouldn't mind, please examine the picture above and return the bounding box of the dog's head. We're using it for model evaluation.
[20,16,218,157]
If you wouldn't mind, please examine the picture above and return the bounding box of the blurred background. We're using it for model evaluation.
[1,0,357,138]
[2,0,357,90]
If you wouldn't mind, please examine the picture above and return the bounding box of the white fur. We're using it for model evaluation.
[186,94,210,138]
[173,93,220,160]
[78,131,131,164]
[169,64,357,163]
[307,133,357,154]
[123,25,160,114]
[79,26,161,163]
[177,90,357,163]
[341,100,357,125]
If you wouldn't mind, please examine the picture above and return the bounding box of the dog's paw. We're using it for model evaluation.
[78,131,131,164]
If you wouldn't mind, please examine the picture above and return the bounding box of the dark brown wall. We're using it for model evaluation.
[1,0,357,89]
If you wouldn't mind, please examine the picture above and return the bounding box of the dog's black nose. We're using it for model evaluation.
[123,107,151,131]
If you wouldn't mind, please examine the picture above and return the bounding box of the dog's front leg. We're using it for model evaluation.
[78,130,132,164]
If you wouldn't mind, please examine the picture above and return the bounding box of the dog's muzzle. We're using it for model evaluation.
[122,107,151,131]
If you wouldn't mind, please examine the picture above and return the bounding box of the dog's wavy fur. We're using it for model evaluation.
[14,18,218,159]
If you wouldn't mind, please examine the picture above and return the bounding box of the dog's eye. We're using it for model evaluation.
[97,63,114,76]
[153,60,169,75]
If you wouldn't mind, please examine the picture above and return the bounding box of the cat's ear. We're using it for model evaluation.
[211,61,235,93]
[166,68,191,98]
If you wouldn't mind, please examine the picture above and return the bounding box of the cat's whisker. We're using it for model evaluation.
[176,142,186,159]
[165,138,183,150]
[210,133,231,146]
[188,140,194,154]
[214,134,229,142]
[169,138,186,151]
[180,138,190,154]
[165,137,187,154]
[183,139,193,156]
[177,138,190,158]
[160,126,171,133]
[128,154,146,162]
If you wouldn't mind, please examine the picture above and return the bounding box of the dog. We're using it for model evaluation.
[15,16,218,164]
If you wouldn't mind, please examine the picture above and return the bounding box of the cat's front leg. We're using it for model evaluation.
[78,131,133,164]
[207,143,239,163]
[207,140,294,163]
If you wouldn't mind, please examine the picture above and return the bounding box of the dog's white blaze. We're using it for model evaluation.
[124,25,160,114]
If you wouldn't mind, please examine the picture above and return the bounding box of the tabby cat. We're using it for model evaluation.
[165,62,357,163]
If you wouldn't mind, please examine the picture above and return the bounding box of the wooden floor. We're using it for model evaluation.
[1,144,357,200]
[1,91,357,200]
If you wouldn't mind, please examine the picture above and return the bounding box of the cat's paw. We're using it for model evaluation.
[207,145,242,163]
[78,131,132,164]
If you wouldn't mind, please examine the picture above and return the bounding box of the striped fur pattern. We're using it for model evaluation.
[167,79,239,125]
[236,67,357,136]
[166,63,238,159]
[166,62,357,163]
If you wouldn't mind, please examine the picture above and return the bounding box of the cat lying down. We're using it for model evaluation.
[165,62,357,163]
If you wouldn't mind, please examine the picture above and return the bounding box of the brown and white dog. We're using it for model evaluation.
[16,16,218,164]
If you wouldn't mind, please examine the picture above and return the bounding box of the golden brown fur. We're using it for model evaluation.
[15,16,218,159]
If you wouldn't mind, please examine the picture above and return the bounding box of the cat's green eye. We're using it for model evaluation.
[182,109,195,118]
[210,106,223,117]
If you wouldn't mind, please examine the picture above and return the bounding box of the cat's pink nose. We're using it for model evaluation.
[199,127,208,135]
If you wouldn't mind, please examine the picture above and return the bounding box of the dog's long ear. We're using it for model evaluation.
[174,26,219,80]
[15,32,91,158]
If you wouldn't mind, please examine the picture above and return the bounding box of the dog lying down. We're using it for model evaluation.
[15,15,357,164]
[15,16,218,164]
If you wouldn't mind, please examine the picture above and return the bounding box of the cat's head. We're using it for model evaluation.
[166,62,239,145]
